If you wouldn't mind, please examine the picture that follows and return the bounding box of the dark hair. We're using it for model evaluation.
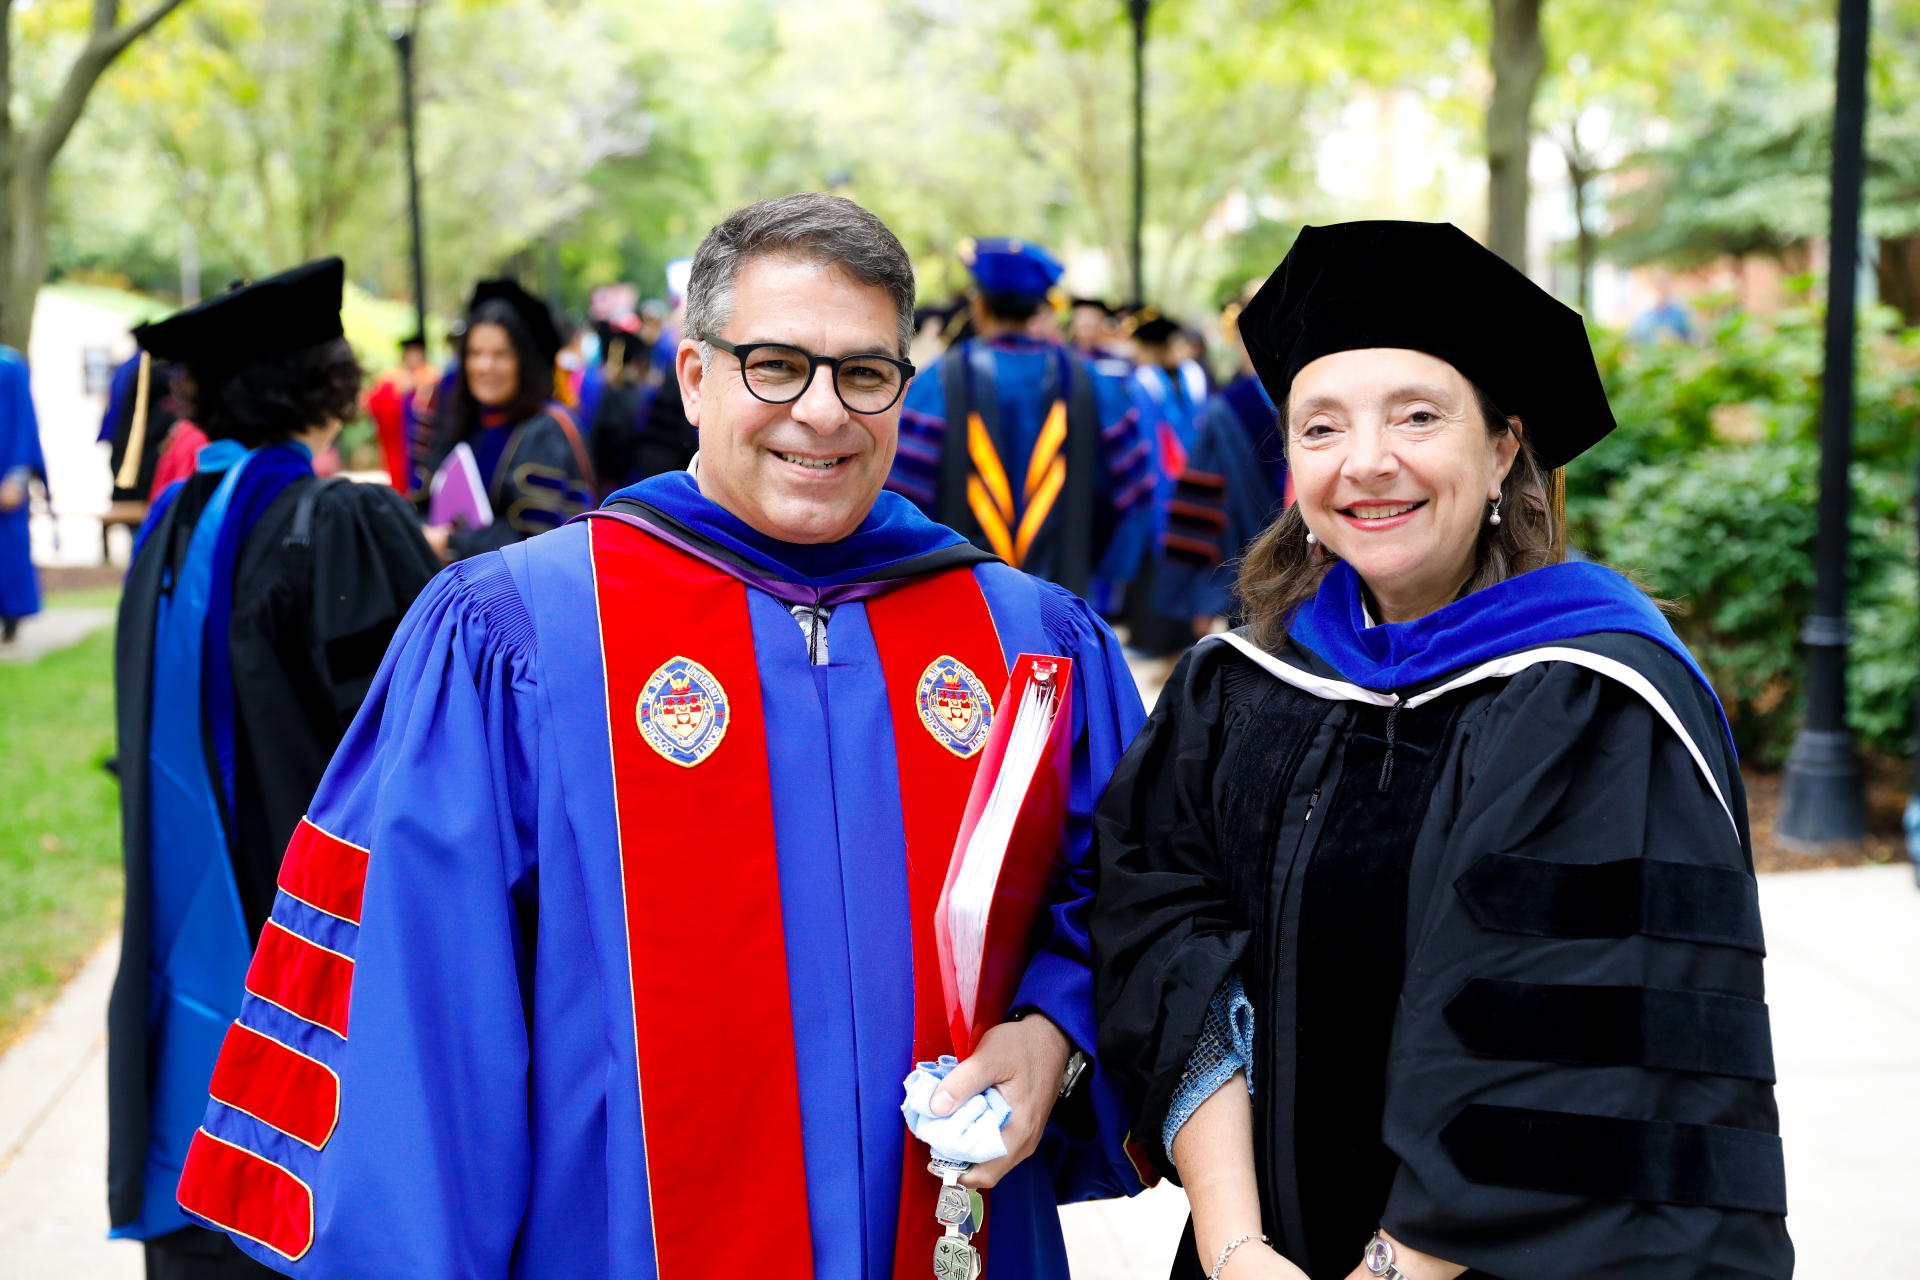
[1237,382,1557,648]
[686,192,916,358]
[979,290,1042,322]
[188,337,362,447]
[441,298,554,449]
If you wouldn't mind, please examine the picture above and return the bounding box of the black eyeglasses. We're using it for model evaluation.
[702,334,916,414]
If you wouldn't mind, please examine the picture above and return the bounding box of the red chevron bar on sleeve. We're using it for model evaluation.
[176,1128,315,1261]
[245,921,355,1037]
[208,1022,341,1149]
[277,818,370,925]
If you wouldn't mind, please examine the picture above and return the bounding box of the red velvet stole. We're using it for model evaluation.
[590,518,1008,1280]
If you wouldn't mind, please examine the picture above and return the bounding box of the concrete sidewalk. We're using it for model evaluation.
[3,866,1914,1278]
[0,938,138,1278]
[0,607,115,664]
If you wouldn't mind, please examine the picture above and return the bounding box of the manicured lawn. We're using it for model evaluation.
[0,615,121,1050]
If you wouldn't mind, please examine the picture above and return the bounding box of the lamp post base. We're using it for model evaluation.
[1775,728,1869,846]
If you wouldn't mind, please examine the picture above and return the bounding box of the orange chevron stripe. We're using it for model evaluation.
[1013,455,1066,567]
[1024,398,1067,500]
[967,412,1013,522]
[967,477,1016,563]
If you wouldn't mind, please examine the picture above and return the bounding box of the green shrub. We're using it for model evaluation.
[1574,294,1920,764]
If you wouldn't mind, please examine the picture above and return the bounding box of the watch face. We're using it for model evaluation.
[1363,1238,1394,1276]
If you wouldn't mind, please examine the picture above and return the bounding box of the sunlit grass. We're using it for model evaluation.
[0,614,121,1050]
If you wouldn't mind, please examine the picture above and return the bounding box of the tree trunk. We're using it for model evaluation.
[1487,0,1545,269]
[5,156,51,352]
[1876,233,1920,327]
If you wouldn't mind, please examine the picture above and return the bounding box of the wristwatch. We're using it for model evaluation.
[1363,1231,1408,1280]
[1008,1008,1091,1097]
[1058,1049,1090,1098]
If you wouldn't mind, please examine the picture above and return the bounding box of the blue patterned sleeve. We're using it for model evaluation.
[1160,971,1255,1159]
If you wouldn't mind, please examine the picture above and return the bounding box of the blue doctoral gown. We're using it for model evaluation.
[187,472,1149,1279]
[0,349,43,620]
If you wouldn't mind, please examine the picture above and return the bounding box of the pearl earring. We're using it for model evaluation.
[1488,499,1502,527]
[1305,530,1317,545]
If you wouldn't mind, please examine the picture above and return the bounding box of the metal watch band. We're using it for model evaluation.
[1363,1231,1408,1280]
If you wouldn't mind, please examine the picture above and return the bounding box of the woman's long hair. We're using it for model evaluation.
[1237,383,1557,650]
[434,298,555,460]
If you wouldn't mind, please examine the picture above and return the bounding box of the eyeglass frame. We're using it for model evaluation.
[700,333,917,414]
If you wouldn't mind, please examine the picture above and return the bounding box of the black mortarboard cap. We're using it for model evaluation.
[468,278,561,361]
[1238,221,1615,470]
[133,257,345,382]
[1131,314,1179,345]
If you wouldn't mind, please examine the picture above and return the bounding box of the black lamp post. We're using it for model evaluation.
[1127,0,1149,304]
[390,13,429,346]
[1778,0,1872,844]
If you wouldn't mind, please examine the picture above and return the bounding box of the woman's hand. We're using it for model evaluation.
[1340,1230,1466,1280]
[1217,1238,1309,1279]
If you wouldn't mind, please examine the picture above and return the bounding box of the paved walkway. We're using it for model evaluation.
[4,866,1914,1278]
[0,607,115,664]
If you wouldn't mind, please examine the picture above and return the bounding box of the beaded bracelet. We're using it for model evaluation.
[1210,1232,1269,1280]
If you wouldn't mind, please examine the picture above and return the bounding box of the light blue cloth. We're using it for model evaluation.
[1161,972,1255,1158]
[900,1055,1013,1165]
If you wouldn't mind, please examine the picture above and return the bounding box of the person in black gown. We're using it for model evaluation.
[1091,223,1791,1280]
[108,259,440,1279]
[422,279,598,560]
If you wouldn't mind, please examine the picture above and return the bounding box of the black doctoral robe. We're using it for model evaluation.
[1091,630,1792,1280]
[109,472,440,1230]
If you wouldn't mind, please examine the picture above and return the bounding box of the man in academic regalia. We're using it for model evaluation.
[889,238,1152,601]
[0,347,44,639]
[108,259,440,1279]
[175,193,1147,1280]
[1154,293,1290,629]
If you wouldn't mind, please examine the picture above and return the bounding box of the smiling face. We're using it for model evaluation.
[464,322,520,408]
[1287,347,1519,623]
[679,255,904,544]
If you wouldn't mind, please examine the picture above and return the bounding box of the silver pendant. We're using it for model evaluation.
[935,1184,972,1226]
[933,1235,982,1280]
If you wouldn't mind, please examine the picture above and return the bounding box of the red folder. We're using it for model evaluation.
[933,653,1075,1057]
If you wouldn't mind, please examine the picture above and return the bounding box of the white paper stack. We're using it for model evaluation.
[946,674,1062,1031]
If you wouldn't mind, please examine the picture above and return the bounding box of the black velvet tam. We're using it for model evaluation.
[468,277,562,360]
[133,257,345,382]
[1238,221,1615,470]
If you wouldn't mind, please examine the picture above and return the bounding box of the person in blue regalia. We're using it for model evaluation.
[1113,311,1206,657]
[107,259,441,1280]
[889,237,1152,601]
[0,347,44,639]
[1154,291,1290,630]
[1093,222,1791,1280]
[178,193,1150,1280]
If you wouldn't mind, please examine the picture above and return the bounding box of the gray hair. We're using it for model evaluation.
[684,193,917,367]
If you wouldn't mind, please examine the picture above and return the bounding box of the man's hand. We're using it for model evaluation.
[423,522,452,564]
[930,1013,1071,1189]
[0,479,25,513]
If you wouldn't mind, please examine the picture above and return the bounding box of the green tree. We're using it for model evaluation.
[4,0,191,348]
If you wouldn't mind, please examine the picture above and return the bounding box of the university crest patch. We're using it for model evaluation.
[916,656,994,758]
[637,656,730,767]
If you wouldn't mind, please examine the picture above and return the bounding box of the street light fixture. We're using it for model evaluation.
[1777,0,1872,845]
[1127,0,1149,304]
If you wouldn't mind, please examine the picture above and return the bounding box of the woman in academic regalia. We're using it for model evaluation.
[423,279,597,560]
[108,258,441,1279]
[1090,223,1792,1280]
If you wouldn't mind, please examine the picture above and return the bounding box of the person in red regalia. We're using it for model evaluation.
[173,193,1152,1280]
